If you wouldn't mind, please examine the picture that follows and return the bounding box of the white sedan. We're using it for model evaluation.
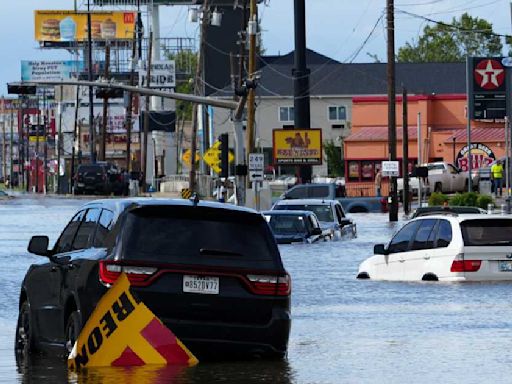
[357,214,512,282]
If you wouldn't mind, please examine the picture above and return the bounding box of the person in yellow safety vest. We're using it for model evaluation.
[491,160,504,197]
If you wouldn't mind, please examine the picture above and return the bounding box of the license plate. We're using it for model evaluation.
[183,275,219,294]
[77,183,85,187]
[499,261,512,272]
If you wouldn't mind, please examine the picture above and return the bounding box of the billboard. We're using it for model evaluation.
[21,60,84,82]
[272,129,322,166]
[35,11,136,42]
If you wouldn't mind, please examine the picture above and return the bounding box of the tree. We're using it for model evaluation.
[324,140,344,177]
[397,13,502,63]
[166,50,198,121]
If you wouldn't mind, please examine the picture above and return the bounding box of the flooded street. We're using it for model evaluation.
[2,197,512,383]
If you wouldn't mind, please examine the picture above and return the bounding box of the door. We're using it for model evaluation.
[27,209,86,344]
[404,219,437,280]
[427,219,454,279]
[448,164,464,191]
[376,221,420,280]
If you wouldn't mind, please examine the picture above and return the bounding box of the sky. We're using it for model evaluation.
[1,0,512,94]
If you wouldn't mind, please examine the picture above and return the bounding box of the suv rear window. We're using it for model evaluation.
[275,204,334,222]
[461,219,512,246]
[78,165,105,174]
[121,206,279,264]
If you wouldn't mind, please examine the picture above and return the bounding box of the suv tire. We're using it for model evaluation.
[65,311,81,355]
[15,301,34,357]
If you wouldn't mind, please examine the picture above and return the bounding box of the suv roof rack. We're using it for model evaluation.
[414,210,459,217]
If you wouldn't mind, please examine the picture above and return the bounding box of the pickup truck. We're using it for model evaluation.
[397,162,469,195]
[279,183,387,213]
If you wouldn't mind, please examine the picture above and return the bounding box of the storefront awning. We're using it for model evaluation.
[345,126,418,142]
[446,127,504,143]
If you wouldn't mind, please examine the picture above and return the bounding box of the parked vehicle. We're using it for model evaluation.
[397,162,469,195]
[410,206,486,218]
[280,183,386,213]
[15,199,291,360]
[357,214,512,282]
[272,199,356,240]
[74,162,126,196]
[263,210,329,244]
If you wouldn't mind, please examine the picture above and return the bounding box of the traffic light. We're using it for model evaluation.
[219,133,229,178]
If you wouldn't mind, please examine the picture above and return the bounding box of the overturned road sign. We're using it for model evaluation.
[68,273,198,370]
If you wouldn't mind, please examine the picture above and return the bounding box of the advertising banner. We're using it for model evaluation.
[35,11,136,42]
[456,142,496,172]
[21,60,84,82]
[273,129,322,166]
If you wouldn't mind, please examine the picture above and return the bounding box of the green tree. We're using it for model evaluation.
[324,140,344,177]
[166,50,198,120]
[397,13,502,63]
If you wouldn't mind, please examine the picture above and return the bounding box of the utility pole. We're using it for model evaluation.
[402,87,409,215]
[387,0,398,222]
[10,110,13,188]
[142,31,153,191]
[87,0,95,164]
[100,44,110,162]
[70,86,80,193]
[57,85,63,194]
[125,26,137,172]
[43,89,48,194]
[293,0,311,184]
[189,0,209,193]
[35,95,40,193]
[245,0,257,172]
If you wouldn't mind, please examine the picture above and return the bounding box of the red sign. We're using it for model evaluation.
[474,59,505,90]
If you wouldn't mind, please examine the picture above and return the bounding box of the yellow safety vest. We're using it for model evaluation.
[491,163,504,179]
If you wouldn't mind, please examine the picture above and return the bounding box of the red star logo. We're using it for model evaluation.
[474,59,505,90]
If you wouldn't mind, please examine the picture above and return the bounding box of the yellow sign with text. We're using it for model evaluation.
[68,273,198,370]
[203,140,234,174]
[35,10,136,42]
[273,128,323,166]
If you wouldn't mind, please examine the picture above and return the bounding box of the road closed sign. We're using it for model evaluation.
[68,273,198,370]
[381,161,400,177]
[139,60,176,88]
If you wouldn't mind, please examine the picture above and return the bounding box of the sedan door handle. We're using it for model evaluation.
[50,266,58,272]
[399,259,405,263]
[423,256,431,260]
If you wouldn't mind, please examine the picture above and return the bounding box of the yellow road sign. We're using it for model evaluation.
[181,149,200,167]
[181,188,193,199]
[68,273,198,370]
[202,140,234,174]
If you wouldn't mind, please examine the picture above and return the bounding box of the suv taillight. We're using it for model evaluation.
[450,259,482,272]
[99,260,158,286]
[246,274,291,296]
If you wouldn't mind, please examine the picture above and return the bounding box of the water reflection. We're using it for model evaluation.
[16,354,294,384]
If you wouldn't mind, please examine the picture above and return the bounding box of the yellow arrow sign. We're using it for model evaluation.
[181,149,201,167]
[202,141,235,174]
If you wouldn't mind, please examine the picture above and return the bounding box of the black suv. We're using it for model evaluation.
[74,163,125,195]
[15,199,291,360]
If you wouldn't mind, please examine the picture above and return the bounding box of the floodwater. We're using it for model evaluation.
[2,196,512,383]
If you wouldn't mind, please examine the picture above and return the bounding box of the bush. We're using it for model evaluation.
[428,192,449,206]
[476,194,494,210]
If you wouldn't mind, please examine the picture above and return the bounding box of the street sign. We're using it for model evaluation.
[249,153,264,181]
[203,140,234,174]
[139,60,176,88]
[181,149,200,167]
[381,161,399,177]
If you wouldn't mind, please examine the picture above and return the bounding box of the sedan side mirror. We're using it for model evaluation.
[373,243,388,255]
[28,236,50,257]
[312,227,323,236]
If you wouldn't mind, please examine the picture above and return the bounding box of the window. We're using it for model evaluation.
[54,210,86,254]
[279,106,294,122]
[309,186,329,198]
[436,220,452,248]
[73,208,101,250]
[285,186,308,199]
[93,209,115,248]
[411,219,437,251]
[361,161,374,180]
[328,106,346,121]
[388,221,420,254]
[461,219,512,246]
[348,161,360,181]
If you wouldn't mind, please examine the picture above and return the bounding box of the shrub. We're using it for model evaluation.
[449,193,464,206]
[429,192,449,206]
[476,194,494,210]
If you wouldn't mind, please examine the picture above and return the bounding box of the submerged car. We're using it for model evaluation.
[262,210,328,244]
[357,214,512,282]
[16,198,291,360]
[271,199,356,239]
[410,206,486,219]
